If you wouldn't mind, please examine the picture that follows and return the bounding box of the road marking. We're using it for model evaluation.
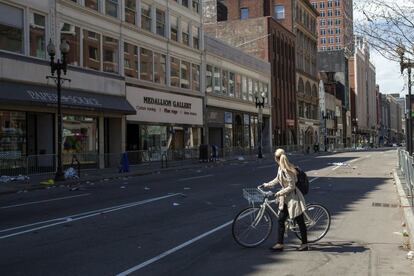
[309,177,320,183]
[116,219,234,275]
[0,193,91,209]
[0,193,181,239]
[178,174,213,181]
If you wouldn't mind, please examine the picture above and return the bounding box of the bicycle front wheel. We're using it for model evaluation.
[232,207,273,248]
[294,204,331,243]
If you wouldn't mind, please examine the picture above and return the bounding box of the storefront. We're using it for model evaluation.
[0,80,135,166]
[126,86,203,153]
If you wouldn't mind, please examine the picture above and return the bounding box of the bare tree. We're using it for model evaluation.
[354,0,414,61]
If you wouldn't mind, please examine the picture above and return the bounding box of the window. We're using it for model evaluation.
[336,45,341,50]
[141,3,151,31]
[328,28,333,35]
[335,9,340,16]
[206,65,213,93]
[61,23,80,66]
[192,64,200,91]
[311,2,317,9]
[248,78,253,101]
[156,9,165,36]
[253,80,259,100]
[336,36,341,43]
[327,10,332,17]
[235,74,241,99]
[274,5,285,19]
[124,42,138,78]
[125,0,136,25]
[106,0,118,18]
[329,37,334,44]
[335,0,340,7]
[180,61,190,89]
[240,8,248,19]
[0,111,26,156]
[140,48,153,81]
[192,26,199,49]
[320,11,325,17]
[320,19,325,26]
[103,36,118,73]
[241,76,248,100]
[335,19,341,25]
[63,116,98,154]
[85,0,99,11]
[154,52,166,84]
[170,57,180,87]
[222,70,228,94]
[213,67,221,93]
[319,2,325,9]
[320,37,326,44]
[30,13,46,59]
[229,72,235,97]
[83,30,101,71]
[170,15,178,41]
[0,3,24,53]
[182,0,188,8]
[327,19,333,26]
[335,28,341,34]
[327,1,333,8]
[192,0,200,13]
[320,29,326,35]
[181,21,189,46]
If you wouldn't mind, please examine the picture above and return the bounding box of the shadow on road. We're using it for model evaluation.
[310,241,369,253]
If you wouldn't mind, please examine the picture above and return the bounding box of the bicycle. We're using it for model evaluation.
[232,185,331,248]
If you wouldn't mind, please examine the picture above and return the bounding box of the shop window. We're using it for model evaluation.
[154,52,166,84]
[180,61,190,89]
[192,26,199,49]
[224,123,233,149]
[170,15,178,41]
[235,74,241,99]
[140,47,153,81]
[222,70,228,94]
[192,64,200,91]
[106,0,118,18]
[263,83,269,104]
[181,21,190,46]
[124,42,138,78]
[0,3,23,54]
[170,57,180,87]
[85,0,99,11]
[0,111,26,156]
[61,23,81,66]
[83,30,101,71]
[213,67,221,93]
[241,75,248,100]
[141,3,151,32]
[103,36,118,73]
[206,65,213,93]
[63,116,98,154]
[229,72,235,97]
[125,0,136,25]
[243,114,250,148]
[30,13,46,59]
[156,9,165,36]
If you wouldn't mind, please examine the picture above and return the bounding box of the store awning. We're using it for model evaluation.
[0,80,136,114]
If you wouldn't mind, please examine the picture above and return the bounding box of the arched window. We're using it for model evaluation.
[298,78,304,94]
[312,84,318,97]
[305,81,311,96]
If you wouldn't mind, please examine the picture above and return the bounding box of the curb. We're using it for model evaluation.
[393,168,414,248]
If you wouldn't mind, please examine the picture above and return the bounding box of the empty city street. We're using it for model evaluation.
[0,149,412,275]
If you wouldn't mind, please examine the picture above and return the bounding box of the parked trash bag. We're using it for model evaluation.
[119,152,129,173]
[64,167,79,179]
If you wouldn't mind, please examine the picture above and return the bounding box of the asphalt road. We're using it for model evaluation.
[0,149,412,275]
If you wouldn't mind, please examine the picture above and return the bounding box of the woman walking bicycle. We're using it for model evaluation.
[263,148,308,251]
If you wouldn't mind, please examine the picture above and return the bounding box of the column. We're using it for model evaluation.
[99,115,105,169]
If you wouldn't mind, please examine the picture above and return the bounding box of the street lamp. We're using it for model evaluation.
[255,92,266,158]
[47,39,70,181]
[397,44,413,155]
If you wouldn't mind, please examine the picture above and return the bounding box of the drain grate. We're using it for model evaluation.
[372,202,399,208]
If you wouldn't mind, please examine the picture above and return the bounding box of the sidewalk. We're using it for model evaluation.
[0,154,271,195]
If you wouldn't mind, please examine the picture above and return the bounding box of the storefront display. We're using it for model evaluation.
[0,111,26,157]
[63,115,98,154]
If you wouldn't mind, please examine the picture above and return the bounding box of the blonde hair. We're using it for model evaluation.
[274,148,297,175]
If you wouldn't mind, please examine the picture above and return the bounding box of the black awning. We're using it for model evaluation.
[0,80,136,115]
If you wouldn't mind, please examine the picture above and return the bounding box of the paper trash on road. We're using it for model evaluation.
[237,156,245,161]
[144,187,150,190]
[330,162,351,167]
[183,187,191,190]
[0,175,30,183]
[407,251,413,260]
[120,186,126,189]
[173,202,180,206]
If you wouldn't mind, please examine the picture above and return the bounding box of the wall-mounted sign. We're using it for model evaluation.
[126,86,203,125]
[286,119,295,127]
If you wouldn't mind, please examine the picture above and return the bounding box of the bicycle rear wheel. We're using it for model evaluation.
[232,207,273,248]
[293,204,331,243]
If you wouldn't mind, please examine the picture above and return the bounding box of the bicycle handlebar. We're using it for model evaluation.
[257,185,273,197]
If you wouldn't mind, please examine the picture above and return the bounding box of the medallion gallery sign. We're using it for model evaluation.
[126,87,203,125]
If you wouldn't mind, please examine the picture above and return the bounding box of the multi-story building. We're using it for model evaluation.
[274,0,320,150]
[311,0,353,53]
[203,0,298,147]
[204,36,272,153]
[349,36,377,146]
[387,95,402,144]
[0,0,203,167]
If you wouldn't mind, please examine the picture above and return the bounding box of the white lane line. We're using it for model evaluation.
[0,193,91,209]
[116,219,234,276]
[0,193,181,239]
[178,174,213,181]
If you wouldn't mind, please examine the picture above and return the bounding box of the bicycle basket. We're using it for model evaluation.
[243,188,265,204]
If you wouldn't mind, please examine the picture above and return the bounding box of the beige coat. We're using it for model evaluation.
[265,167,307,219]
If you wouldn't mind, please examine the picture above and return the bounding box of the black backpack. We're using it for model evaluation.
[295,168,309,195]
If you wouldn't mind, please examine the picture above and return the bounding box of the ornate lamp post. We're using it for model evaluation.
[255,92,266,158]
[47,39,70,181]
[397,44,413,155]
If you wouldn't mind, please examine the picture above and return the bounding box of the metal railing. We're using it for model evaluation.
[398,149,414,206]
